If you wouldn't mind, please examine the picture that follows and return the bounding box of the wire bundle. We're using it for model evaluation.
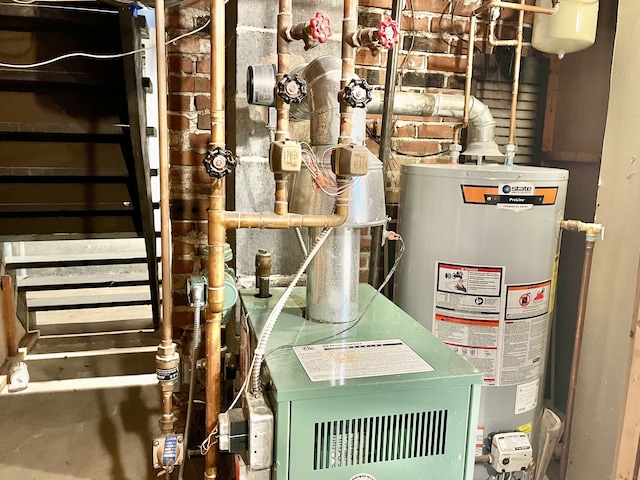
[300,143,359,197]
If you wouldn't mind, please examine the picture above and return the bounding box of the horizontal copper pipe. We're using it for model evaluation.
[476,1,556,15]
[210,206,349,231]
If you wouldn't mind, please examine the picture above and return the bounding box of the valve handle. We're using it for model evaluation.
[203,146,236,179]
[343,78,373,109]
[276,73,307,104]
[378,17,400,50]
[309,11,332,43]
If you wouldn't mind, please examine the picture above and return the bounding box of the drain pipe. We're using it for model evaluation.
[558,220,604,480]
[154,0,178,441]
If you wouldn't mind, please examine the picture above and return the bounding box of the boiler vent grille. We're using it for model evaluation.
[313,410,448,470]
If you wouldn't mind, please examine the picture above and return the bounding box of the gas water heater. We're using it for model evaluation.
[395,164,568,478]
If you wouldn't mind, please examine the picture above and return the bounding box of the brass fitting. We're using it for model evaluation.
[560,220,605,240]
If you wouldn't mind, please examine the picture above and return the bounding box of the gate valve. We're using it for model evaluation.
[276,73,307,104]
[203,146,236,179]
[309,12,332,44]
[378,17,400,49]
[343,78,373,108]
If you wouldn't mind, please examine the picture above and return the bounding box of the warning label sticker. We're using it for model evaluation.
[293,339,434,383]
[515,378,540,415]
[500,281,551,386]
[434,263,505,385]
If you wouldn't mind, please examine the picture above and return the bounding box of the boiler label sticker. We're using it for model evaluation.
[293,339,433,383]
[515,378,540,415]
[434,262,505,385]
[461,185,559,207]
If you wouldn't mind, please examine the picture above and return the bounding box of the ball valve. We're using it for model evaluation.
[378,17,400,49]
[309,11,332,44]
[277,73,307,104]
[203,146,236,179]
[343,78,373,109]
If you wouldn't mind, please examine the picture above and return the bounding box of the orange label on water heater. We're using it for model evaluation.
[461,185,559,205]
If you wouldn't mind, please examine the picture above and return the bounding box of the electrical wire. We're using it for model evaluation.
[0,18,211,69]
[264,233,406,356]
[366,125,450,159]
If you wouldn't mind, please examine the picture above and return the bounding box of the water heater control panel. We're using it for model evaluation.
[490,431,532,473]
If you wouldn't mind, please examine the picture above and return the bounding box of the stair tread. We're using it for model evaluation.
[36,318,155,336]
[28,291,151,311]
[6,252,152,269]
[18,273,150,291]
[31,330,160,354]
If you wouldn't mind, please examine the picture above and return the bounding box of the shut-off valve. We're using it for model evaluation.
[203,146,236,179]
[276,73,307,104]
[343,78,373,109]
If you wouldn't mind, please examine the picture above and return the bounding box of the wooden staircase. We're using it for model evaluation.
[0,4,161,333]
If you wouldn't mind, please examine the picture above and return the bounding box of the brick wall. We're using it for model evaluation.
[356,0,535,203]
[166,3,211,328]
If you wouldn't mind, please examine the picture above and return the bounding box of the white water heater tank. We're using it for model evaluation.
[532,0,599,59]
[394,164,568,478]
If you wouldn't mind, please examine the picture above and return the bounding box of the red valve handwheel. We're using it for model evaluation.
[378,17,400,49]
[310,11,332,43]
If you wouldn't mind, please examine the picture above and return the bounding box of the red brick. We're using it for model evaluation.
[195,95,210,110]
[166,11,191,30]
[194,76,210,93]
[171,150,206,167]
[168,113,191,130]
[197,57,211,73]
[400,14,431,32]
[173,241,196,256]
[356,49,383,67]
[360,236,372,252]
[173,259,195,274]
[359,269,369,283]
[168,94,192,112]
[393,124,416,138]
[168,75,195,93]
[392,138,440,155]
[172,220,208,238]
[412,0,450,13]
[431,17,470,34]
[360,256,369,268]
[365,138,380,155]
[453,0,482,16]
[172,291,188,307]
[427,55,467,73]
[189,133,211,149]
[359,0,391,8]
[417,123,454,139]
[397,53,425,70]
[172,198,209,221]
[168,55,194,74]
[180,0,208,8]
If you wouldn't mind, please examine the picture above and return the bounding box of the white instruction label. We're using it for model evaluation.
[293,339,433,383]
[515,378,540,415]
[434,262,505,385]
[500,281,551,386]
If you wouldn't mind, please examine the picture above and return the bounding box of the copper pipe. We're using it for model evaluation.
[475,1,556,15]
[205,0,226,475]
[462,14,477,129]
[154,0,177,439]
[475,454,492,465]
[339,0,358,144]
[507,0,526,149]
[559,235,597,480]
[155,0,172,347]
[488,17,518,46]
[275,0,292,142]
[1,276,18,357]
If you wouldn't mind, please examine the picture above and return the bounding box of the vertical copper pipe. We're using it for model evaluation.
[154,0,177,439]
[559,237,596,480]
[155,0,172,348]
[276,0,292,142]
[1,276,18,357]
[339,0,357,144]
[508,0,525,149]
[205,0,226,476]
